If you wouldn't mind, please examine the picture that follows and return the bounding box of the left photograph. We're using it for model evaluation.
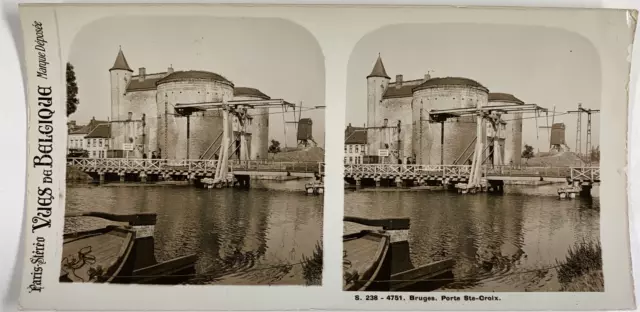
[63,16,326,286]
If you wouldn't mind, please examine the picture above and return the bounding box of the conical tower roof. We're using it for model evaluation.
[110,47,133,72]
[367,54,390,79]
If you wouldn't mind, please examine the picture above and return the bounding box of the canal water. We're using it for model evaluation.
[64,180,324,286]
[344,184,601,292]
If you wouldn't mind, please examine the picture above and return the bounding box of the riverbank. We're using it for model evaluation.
[557,240,604,291]
[66,167,92,183]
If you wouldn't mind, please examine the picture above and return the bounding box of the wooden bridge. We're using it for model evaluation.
[67,158,325,183]
[343,164,600,187]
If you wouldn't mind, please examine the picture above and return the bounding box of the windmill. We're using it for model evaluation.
[285,102,326,148]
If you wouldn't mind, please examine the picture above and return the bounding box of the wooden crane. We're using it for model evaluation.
[428,103,547,193]
[175,99,295,185]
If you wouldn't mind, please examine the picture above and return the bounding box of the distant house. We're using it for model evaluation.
[84,123,111,159]
[67,117,109,155]
[344,123,367,164]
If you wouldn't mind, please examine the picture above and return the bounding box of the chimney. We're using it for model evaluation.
[91,116,95,121]
[396,74,403,88]
[128,112,133,121]
[383,118,388,127]
[138,67,146,82]
[424,73,431,81]
[168,65,174,74]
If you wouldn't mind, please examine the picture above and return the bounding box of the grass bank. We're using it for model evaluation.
[301,241,323,286]
[556,240,604,291]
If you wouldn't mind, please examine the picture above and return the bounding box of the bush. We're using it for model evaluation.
[556,240,603,289]
[301,241,323,286]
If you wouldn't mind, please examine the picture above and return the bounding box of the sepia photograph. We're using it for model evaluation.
[62,16,325,286]
[343,23,603,292]
[12,4,635,311]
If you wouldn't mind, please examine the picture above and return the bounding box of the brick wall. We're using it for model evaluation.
[233,95,269,161]
[156,80,232,160]
[124,90,157,153]
[366,76,390,156]
[110,69,133,125]
[412,86,488,165]
[110,120,144,158]
[379,96,413,162]
[490,100,523,165]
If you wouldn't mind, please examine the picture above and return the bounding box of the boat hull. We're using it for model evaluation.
[343,228,455,292]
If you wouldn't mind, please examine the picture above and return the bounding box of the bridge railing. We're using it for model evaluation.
[343,163,594,179]
[229,160,320,173]
[68,158,171,171]
[344,164,460,176]
[485,166,572,178]
[570,167,600,181]
[68,158,322,173]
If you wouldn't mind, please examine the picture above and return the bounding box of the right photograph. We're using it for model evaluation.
[343,23,602,292]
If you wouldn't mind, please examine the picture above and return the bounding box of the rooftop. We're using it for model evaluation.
[85,123,111,139]
[383,79,424,99]
[157,70,233,86]
[413,77,489,92]
[110,48,133,72]
[367,55,390,79]
[69,119,109,135]
[127,73,168,92]
[234,87,270,100]
[345,124,367,145]
[488,92,524,105]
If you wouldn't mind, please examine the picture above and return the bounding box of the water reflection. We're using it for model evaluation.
[344,186,600,291]
[65,182,323,285]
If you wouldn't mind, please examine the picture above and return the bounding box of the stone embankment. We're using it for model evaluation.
[66,167,92,183]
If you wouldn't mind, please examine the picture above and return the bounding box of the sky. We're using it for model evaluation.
[346,23,602,154]
[68,16,325,148]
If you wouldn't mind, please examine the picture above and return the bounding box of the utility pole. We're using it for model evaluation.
[568,104,600,164]
[186,115,190,159]
[538,105,556,151]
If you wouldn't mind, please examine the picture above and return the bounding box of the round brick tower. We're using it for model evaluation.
[156,71,234,160]
[489,93,524,166]
[233,87,270,161]
[412,77,489,165]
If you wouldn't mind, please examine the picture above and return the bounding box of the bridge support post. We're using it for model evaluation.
[140,172,147,183]
[98,172,105,184]
[488,180,504,194]
[395,178,403,188]
[580,184,592,198]
[355,177,362,189]
[119,172,125,183]
[375,177,381,187]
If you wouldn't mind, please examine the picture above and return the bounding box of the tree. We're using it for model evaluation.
[590,145,600,162]
[268,139,281,157]
[66,62,79,117]
[522,144,535,163]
